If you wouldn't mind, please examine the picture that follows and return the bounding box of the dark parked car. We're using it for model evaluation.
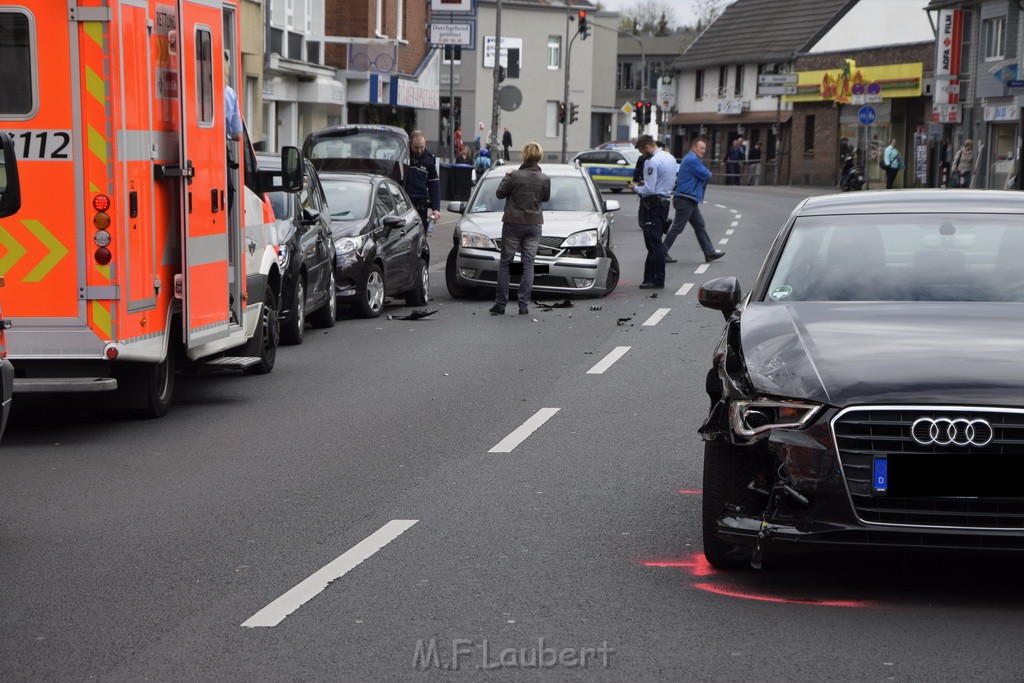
[318,172,430,318]
[303,124,410,183]
[258,154,337,344]
[698,190,1024,569]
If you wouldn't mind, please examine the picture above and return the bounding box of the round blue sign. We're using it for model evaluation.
[858,106,876,125]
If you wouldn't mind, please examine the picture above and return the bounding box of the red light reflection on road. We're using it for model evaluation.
[643,552,873,608]
[677,489,703,494]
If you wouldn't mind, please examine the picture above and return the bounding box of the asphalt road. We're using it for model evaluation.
[3,185,1024,681]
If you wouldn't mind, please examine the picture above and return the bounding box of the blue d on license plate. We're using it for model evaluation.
[872,457,888,493]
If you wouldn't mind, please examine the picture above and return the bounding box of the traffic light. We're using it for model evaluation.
[644,101,653,125]
[577,10,591,39]
[558,102,566,124]
[569,102,579,124]
[634,100,644,124]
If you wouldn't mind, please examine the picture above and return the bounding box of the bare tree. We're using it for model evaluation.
[618,0,677,35]
[693,0,726,30]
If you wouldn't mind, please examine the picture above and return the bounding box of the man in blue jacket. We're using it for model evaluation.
[664,137,725,264]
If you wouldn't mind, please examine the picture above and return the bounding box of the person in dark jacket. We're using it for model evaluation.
[502,127,513,161]
[489,141,551,316]
[404,130,440,229]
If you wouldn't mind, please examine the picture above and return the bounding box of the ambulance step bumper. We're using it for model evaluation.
[201,356,261,370]
[15,378,118,393]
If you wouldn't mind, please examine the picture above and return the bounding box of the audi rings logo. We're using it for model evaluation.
[910,417,994,447]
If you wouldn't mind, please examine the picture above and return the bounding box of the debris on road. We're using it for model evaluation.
[387,309,438,321]
[616,317,632,326]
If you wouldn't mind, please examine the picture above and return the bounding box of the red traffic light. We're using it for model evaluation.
[578,10,587,20]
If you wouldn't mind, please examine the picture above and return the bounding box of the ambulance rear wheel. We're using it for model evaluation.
[141,349,175,419]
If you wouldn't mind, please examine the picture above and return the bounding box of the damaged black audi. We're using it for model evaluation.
[697,190,1024,569]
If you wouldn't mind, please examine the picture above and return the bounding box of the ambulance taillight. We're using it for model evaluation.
[92,195,112,265]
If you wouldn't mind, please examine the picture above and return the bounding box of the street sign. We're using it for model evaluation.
[757,85,797,96]
[758,73,798,85]
[1007,79,1024,89]
[430,21,474,47]
[859,105,876,125]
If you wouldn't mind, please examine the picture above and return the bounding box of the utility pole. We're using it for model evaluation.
[560,3,573,163]
[490,0,502,154]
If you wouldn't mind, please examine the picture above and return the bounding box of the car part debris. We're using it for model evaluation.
[616,317,632,326]
[387,308,438,321]
[590,305,602,311]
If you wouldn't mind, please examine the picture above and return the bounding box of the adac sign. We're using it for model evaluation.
[786,61,923,104]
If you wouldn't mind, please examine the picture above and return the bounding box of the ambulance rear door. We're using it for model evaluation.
[175,0,237,350]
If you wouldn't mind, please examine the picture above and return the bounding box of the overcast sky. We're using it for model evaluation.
[596,0,736,27]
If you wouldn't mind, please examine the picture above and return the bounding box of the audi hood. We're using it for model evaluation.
[738,302,1024,407]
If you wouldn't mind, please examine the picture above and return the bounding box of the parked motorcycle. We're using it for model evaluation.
[839,150,865,192]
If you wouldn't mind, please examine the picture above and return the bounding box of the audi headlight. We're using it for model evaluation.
[335,235,365,255]
[461,231,497,249]
[276,245,289,269]
[560,229,598,248]
[729,399,822,438]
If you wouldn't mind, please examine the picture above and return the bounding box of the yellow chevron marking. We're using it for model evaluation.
[85,66,105,104]
[22,220,69,282]
[95,264,111,281]
[89,182,101,193]
[84,21,103,46]
[92,300,112,338]
[0,224,27,275]
[88,125,108,163]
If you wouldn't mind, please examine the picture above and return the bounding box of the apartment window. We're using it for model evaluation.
[304,0,312,33]
[984,16,1005,60]
[804,115,815,154]
[718,65,728,96]
[617,62,634,90]
[694,69,705,101]
[734,64,744,96]
[547,35,560,69]
[441,45,462,65]
[286,0,295,28]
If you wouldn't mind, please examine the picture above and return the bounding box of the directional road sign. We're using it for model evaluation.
[757,85,797,96]
[758,73,798,85]
[859,105,876,125]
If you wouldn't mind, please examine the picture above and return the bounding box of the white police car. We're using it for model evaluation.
[572,147,641,193]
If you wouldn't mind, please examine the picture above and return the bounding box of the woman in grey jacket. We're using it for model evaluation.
[490,142,551,316]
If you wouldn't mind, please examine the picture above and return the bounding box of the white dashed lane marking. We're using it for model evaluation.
[642,308,672,326]
[676,283,694,296]
[730,221,739,227]
[726,229,735,235]
[694,264,710,275]
[489,408,560,453]
[715,203,726,209]
[719,239,729,245]
[587,346,631,374]
[242,520,419,628]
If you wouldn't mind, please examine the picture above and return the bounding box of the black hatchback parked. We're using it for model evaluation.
[258,154,337,344]
[318,172,430,317]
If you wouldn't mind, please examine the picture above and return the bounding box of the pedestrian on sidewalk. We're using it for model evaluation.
[746,141,762,185]
[950,139,974,188]
[664,137,725,264]
[883,139,903,189]
[502,127,513,161]
[627,134,676,289]
[490,142,550,316]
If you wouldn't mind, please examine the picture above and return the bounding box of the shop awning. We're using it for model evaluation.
[667,111,793,126]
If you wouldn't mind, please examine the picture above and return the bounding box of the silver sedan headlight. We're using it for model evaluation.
[560,229,599,248]
[335,235,365,255]
[461,231,498,249]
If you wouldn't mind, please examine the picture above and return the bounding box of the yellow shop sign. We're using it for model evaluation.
[785,60,923,103]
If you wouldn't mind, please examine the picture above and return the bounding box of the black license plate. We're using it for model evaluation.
[873,454,1024,497]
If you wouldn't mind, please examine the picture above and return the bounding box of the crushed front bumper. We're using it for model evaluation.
[454,245,613,296]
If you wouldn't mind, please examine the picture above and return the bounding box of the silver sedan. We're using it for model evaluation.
[445,164,621,298]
